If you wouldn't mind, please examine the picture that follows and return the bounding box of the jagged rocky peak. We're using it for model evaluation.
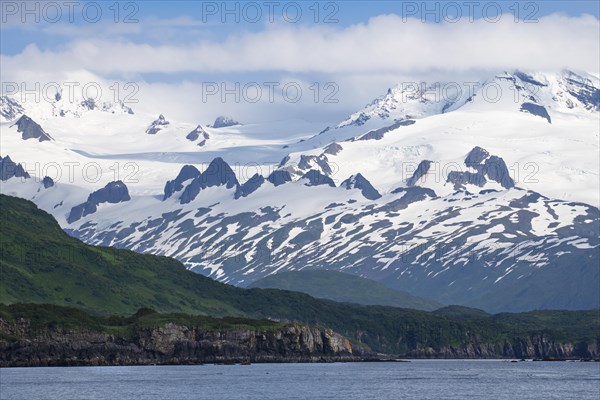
[0,155,30,181]
[302,170,336,188]
[42,176,54,189]
[68,181,131,224]
[386,186,437,211]
[513,71,547,88]
[0,96,24,121]
[235,173,265,199]
[336,80,467,128]
[298,154,333,176]
[10,115,53,142]
[202,157,239,189]
[186,125,210,147]
[352,119,416,142]
[175,158,240,205]
[163,165,202,200]
[407,160,432,187]
[447,146,515,190]
[212,116,240,128]
[557,70,600,111]
[146,114,170,134]
[520,102,552,123]
[341,173,381,200]
[323,142,343,156]
[267,170,293,187]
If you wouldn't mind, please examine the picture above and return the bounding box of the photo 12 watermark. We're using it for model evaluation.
[1,81,140,105]
[399,1,540,23]
[1,1,140,24]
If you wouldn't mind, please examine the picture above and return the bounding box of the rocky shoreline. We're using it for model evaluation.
[0,320,368,367]
[2,316,598,367]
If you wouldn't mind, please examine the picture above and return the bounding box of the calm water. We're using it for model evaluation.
[1,361,599,400]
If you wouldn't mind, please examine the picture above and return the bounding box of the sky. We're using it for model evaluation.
[1,0,599,124]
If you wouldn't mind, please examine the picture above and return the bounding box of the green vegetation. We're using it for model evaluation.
[0,303,284,342]
[248,269,442,311]
[1,194,598,354]
[433,305,490,319]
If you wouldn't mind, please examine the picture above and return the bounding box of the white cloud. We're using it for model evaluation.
[1,14,598,76]
[1,13,598,125]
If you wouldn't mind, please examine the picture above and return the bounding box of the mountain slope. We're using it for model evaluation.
[248,270,442,311]
[0,194,242,316]
[1,194,599,356]
[0,69,598,314]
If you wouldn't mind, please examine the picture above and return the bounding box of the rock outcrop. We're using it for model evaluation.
[68,181,131,223]
[42,176,54,188]
[447,146,515,190]
[186,125,210,146]
[146,114,170,134]
[0,96,24,121]
[341,173,381,200]
[0,155,30,181]
[212,116,240,128]
[0,320,361,367]
[235,174,265,199]
[302,170,336,187]
[11,115,53,141]
[0,317,596,367]
[179,158,239,204]
[405,333,598,360]
[267,170,293,187]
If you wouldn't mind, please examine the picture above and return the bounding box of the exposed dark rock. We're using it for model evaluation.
[388,187,437,210]
[323,143,343,156]
[447,171,487,188]
[163,165,202,200]
[42,176,54,188]
[465,146,490,169]
[278,155,291,168]
[341,173,381,200]
[146,114,170,134]
[0,321,362,367]
[562,70,600,111]
[0,155,30,181]
[235,174,265,199]
[297,155,333,176]
[407,160,431,186]
[520,103,551,123]
[179,158,239,205]
[448,147,515,190]
[352,119,416,141]
[484,156,515,189]
[267,170,293,187]
[11,115,53,141]
[200,157,239,189]
[405,332,598,360]
[514,71,547,87]
[0,96,25,120]
[80,98,96,110]
[186,125,209,142]
[212,116,240,128]
[302,170,336,187]
[68,181,131,224]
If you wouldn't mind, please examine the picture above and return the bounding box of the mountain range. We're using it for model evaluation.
[1,69,598,312]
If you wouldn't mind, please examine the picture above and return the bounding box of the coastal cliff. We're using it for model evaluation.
[0,318,362,367]
[1,315,597,367]
[404,333,598,359]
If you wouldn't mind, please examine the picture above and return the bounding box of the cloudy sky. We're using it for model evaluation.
[1,0,599,124]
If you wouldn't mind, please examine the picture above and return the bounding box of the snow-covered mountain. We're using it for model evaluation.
[1,69,598,312]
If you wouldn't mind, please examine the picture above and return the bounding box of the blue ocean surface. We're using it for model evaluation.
[1,360,599,400]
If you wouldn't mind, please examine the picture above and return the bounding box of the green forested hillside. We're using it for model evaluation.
[1,194,598,355]
[248,269,442,310]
